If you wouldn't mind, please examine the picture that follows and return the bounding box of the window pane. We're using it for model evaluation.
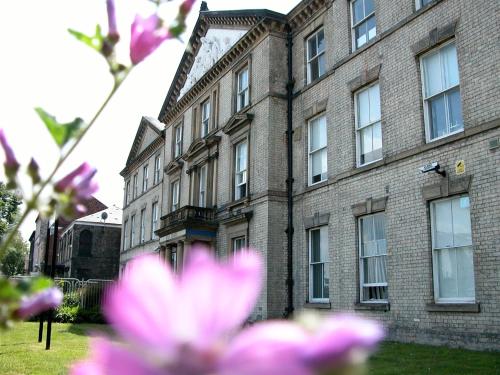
[308,36,317,59]
[310,58,319,81]
[364,0,374,15]
[367,15,376,40]
[437,248,457,298]
[320,226,328,262]
[433,199,453,248]
[373,214,387,254]
[369,84,381,122]
[311,151,324,182]
[447,88,463,133]
[236,142,247,172]
[318,54,326,77]
[312,263,324,299]
[363,286,387,301]
[311,230,321,263]
[363,256,387,283]
[442,43,459,89]
[352,0,364,24]
[361,125,373,156]
[423,51,442,97]
[310,116,327,150]
[372,122,382,152]
[452,197,472,247]
[355,23,367,49]
[357,89,370,127]
[317,30,325,53]
[429,93,447,139]
[456,246,475,298]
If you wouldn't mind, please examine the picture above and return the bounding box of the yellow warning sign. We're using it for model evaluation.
[455,160,465,175]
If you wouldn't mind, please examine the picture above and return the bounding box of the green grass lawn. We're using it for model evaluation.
[0,323,498,374]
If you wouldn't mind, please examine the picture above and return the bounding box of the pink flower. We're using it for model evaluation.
[130,14,170,65]
[106,0,119,41]
[54,162,98,199]
[16,287,63,319]
[0,129,20,184]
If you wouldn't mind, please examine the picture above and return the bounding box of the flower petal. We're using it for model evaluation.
[175,247,262,349]
[16,288,63,319]
[130,14,170,65]
[103,256,178,352]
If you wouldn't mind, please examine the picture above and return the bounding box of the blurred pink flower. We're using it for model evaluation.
[54,162,98,199]
[71,248,383,374]
[130,14,170,65]
[16,287,63,319]
[0,129,20,184]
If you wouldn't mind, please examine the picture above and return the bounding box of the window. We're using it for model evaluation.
[125,181,130,205]
[234,141,247,200]
[307,29,326,83]
[198,164,207,208]
[79,230,92,257]
[171,180,180,212]
[142,165,148,192]
[232,236,246,252]
[170,248,178,273]
[416,0,433,10]
[308,115,327,185]
[133,174,138,199]
[355,83,382,166]
[351,0,376,50]
[431,196,474,302]
[123,220,128,250]
[151,202,159,240]
[174,124,183,158]
[201,100,210,138]
[236,67,249,112]
[359,213,388,302]
[140,209,146,244]
[309,226,329,302]
[130,215,136,247]
[421,42,462,141]
[154,155,161,185]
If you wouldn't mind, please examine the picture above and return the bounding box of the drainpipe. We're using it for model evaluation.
[284,24,295,318]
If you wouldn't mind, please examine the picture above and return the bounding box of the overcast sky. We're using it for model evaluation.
[0,0,301,240]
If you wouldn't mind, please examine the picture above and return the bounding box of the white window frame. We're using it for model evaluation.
[236,67,249,112]
[416,0,433,10]
[130,215,136,247]
[420,40,463,142]
[125,180,130,205]
[140,209,146,244]
[123,220,128,250]
[308,114,328,186]
[350,0,376,51]
[154,155,161,185]
[142,165,148,193]
[232,236,247,252]
[174,124,183,158]
[198,164,207,208]
[430,195,475,303]
[308,226,329,303]
[306,28,326,84]
[234,141,248,201]
[201,99,210,138]
[171,180,180,212]
[133,174,138,199]
[151,202,159,240]
[355,82,382,166]
[358,213,388,303]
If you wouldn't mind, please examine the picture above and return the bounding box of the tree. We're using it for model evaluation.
[0,231,28,276]
[0,182,22,243]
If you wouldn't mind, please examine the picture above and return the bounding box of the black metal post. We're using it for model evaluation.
[46,218,59,350]
[38,225,51,343]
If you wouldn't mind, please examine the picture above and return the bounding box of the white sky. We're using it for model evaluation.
[0,0,300,240]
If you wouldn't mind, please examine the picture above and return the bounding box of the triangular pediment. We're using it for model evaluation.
[183,134,221,162]
[223,112,254,134]
[124,117,164,171]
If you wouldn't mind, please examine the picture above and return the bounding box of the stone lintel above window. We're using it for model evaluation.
[304,212,330,230]
[351,196,387,217]
[411,20,458,56]
[348,64,381,92]
[304,99,328,121]
[422,175,472,201]
[425,303,480,313]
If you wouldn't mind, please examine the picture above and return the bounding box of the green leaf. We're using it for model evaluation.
[35,108,85,148]
[68,24,104,53]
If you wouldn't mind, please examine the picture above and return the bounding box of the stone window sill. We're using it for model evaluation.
[354,302,390,312]
[304,302,331,310]
[425,303,480,313]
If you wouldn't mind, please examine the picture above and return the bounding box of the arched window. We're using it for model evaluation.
[79,230,92,256]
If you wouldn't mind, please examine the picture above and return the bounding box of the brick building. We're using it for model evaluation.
[120,0,499,350]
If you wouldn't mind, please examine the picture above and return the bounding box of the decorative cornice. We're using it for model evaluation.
[165,159,184,176]
[120,136,164,177]
[287,0,329,31]
[223,112,254,135]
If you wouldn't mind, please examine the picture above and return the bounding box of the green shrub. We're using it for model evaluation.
[77,306,105,324]
[55,306,79,323]
[62,292,80,308]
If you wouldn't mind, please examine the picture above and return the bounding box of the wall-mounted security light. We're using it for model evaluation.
[419,162,446,177]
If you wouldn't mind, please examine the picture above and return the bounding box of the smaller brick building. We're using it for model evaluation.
[58,205,122,280]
